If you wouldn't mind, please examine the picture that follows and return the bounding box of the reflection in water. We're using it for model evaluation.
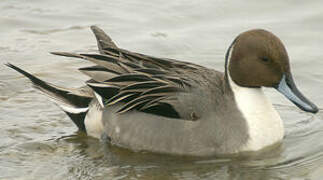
[7,108,322,180]
[1,102,323,179]
[27,121,322,180]
[1,0,323,179]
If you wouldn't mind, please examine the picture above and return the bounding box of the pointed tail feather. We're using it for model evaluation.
[5,63,92,132]
[90,26,118,53]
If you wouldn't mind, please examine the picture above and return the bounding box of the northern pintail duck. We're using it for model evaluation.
[6,26,318,156]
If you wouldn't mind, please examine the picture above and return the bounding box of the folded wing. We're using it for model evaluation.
[52,26,202,120]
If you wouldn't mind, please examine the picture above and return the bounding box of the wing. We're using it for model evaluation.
[52,26,207,121]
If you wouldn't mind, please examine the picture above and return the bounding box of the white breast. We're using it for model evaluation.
[229,77,284,152]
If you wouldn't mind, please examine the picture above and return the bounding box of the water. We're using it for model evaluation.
[1,0,323,179]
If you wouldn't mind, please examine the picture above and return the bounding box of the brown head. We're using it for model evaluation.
[225,29,318,113]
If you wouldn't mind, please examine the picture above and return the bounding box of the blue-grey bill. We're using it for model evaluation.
[275,74,318,113]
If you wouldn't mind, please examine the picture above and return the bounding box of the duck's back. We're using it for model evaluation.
[67,27,249,156]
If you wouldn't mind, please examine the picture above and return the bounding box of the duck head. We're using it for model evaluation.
[226,29,318,113]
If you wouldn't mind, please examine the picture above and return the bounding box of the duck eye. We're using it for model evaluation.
[261,57,270,62]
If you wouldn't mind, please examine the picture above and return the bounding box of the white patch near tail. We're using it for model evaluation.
[84,100,104,138]
[34,87,89,114]
[60,105,89,114]
[94,92,104,108]
[40,91,89,114]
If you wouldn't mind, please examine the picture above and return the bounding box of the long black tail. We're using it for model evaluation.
[5,63,93,132]
[5,26,119,132]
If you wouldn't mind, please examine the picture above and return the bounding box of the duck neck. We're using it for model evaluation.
[223,41,284,152]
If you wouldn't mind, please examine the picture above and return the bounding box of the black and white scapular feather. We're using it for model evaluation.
[6,26,210,135]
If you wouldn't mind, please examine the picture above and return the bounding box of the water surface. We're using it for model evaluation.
[1,0,323,179]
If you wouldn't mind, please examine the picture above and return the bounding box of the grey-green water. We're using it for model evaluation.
[1,0,323,179]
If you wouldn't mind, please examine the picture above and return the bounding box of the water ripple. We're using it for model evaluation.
[22,25,90,35]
